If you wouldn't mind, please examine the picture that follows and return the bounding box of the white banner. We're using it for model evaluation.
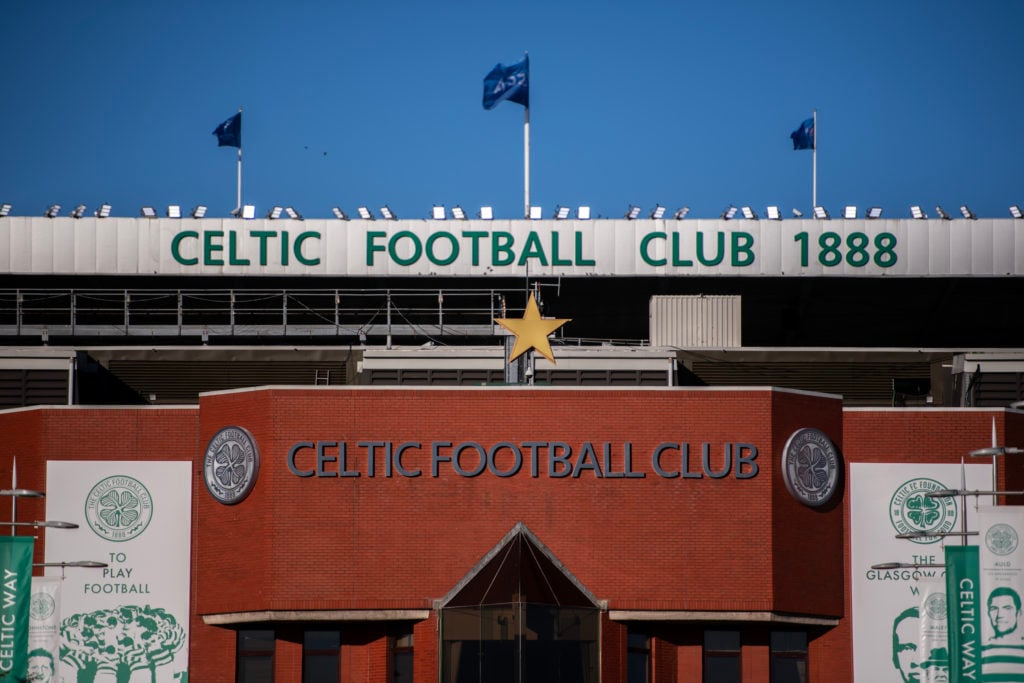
[1,216,1023,278]
[29,576,61,682]
[44,461,192,683]
[977,505,1024,676]
[851,463,992,683]
[917,576,948,683]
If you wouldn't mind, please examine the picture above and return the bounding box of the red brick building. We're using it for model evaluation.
[2,387,1021,682]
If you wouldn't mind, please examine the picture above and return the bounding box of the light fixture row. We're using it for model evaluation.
[8,203,1024,221]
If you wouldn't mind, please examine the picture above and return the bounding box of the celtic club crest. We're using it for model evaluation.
[84,475,154,542]
[781,428,840,507]
[203,426,260,505]
[30,591,55,622]
[986,523,1019,556]
[889,478,958,544]
[924,592,948,621]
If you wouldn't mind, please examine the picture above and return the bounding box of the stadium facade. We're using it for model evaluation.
[2,212,1024,682]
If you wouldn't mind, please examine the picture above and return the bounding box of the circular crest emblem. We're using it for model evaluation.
[84,475,153,542]
[781,428,841,507]
[986,523,1019,556]
[889,478,958,544]
[30,591,55,622]
[204,426,260,505]
[924,592,947,621]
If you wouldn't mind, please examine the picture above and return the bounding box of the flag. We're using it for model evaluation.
[0,537,34,681]
[213,111,241,148]
[483,55,529,110]
[976,506,1024,681]
[790,116,814,150]
[29,577,61,680]
[945,545,982,683]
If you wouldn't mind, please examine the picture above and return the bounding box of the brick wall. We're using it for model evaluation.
[5,391,1017,681]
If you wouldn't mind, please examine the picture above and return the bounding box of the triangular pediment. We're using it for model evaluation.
[440,522,600,609]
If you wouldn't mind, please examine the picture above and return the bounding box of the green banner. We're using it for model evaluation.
[0,537,33,682]
[946,545,983,683]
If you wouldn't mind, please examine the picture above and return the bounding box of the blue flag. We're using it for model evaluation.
[483,55,529,110]
[213,111,241,148]
[790,116,814,150]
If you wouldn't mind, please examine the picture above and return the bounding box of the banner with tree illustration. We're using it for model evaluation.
[44,462,191,682]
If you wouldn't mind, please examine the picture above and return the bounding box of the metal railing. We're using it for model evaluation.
[0,288,534,343]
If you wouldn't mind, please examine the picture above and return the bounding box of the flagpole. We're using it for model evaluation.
[524,104,530,219]
[812,108,817,208]
[236,107,243,212]
[9,457,14,538]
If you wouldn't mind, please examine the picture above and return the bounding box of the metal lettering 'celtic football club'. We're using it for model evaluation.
[203,426,260,505]
[781,428,840,507]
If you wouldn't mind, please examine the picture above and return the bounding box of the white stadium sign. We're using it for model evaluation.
[2,216,1023,277]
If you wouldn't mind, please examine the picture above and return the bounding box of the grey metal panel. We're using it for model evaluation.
[649,295,742,347]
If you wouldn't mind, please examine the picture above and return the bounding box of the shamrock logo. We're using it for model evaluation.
[214,441,247,489]
[98,489,141,529]
[795,443,830,491]
[904,493,941,529]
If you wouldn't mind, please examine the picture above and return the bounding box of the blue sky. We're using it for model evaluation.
[2,0,1022,221]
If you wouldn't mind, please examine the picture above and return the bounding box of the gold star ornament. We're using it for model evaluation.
[494,297,571,364]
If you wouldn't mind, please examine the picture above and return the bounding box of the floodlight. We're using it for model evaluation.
[432,206,446,220]
[332,207,349,220]
[625,205,641,220]
[165,205,180,218]
[577,206,591,220]
[741,206,757,220]
[792,208,803,218]
[267,206,283,219]
[140,206,157,218]
[960,205,976,219]
[71,204,87,219]
[650,205,666,219]
[284,207,303,220]
[357,206,374,220]
[721,206,737,220]
[673,207,690,220]
[529,206,542,220]
[813,206,830,220]
[935,205,951,220]
[191,205,207,219]
[479,206,494,220]
[867,207,883,219]
[380,206,397,220]
[766,206,781,220]
[910,206,926,219]
[843,206,857,219]
[451,206,467,220]
[554,206,570,220]
[0,203,10,217]
[1010,206,1024,219]
[44,204,61,218]
[241,205,255,219]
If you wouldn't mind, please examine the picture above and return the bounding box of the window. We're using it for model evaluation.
[237,629,274,683]
[303,630,340,683]
[391,628,414,683]
[627,630,651,683]
[703,630,740,683]
[770,631,808,683]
